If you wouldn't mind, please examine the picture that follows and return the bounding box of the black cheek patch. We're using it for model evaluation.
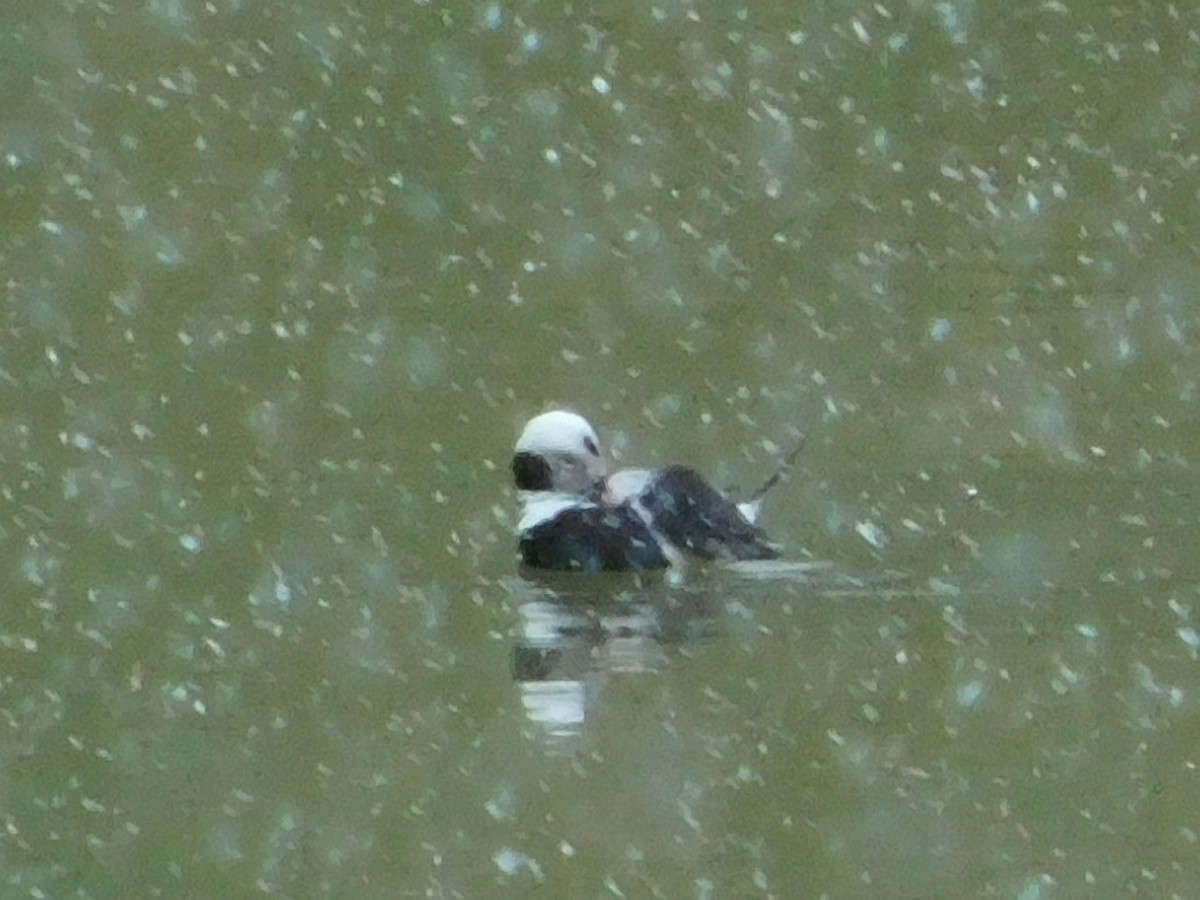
[512,452,554,490]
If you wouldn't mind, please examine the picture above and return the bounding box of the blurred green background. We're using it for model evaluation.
[3,0,1199,896]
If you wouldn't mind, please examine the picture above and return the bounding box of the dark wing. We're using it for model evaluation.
[639,466,778,561]
[519,505,669,572]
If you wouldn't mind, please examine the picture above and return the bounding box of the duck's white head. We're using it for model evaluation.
[512,410,609,495]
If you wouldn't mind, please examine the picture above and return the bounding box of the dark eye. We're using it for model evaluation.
[584,437,599,456]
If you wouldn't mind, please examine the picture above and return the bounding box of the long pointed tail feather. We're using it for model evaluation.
[737,435,806,524]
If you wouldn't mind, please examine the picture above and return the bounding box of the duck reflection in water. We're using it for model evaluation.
[508,577,722,738]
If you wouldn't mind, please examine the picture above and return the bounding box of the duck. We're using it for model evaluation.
[511,410,795,572]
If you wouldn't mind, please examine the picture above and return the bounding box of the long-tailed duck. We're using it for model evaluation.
[511,410,797,572]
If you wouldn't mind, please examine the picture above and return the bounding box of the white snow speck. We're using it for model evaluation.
[118,205,148,230]
[855,520,888,548]
[156,239,185,266]
[494,847,543,879]
[957,680,984,707]
[1165,315,1184,344]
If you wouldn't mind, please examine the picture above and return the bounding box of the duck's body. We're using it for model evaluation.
[511,411,787,573]
[517,493,671,572]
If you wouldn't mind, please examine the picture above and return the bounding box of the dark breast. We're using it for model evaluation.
[519,505,669,572]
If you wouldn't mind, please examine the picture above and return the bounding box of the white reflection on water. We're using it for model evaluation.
[507,562,832,741]
[508,577,712,741]
[519,679,589,737]
[511,590,674,739]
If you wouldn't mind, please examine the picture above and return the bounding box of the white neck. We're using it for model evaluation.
[518,491,594,531]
